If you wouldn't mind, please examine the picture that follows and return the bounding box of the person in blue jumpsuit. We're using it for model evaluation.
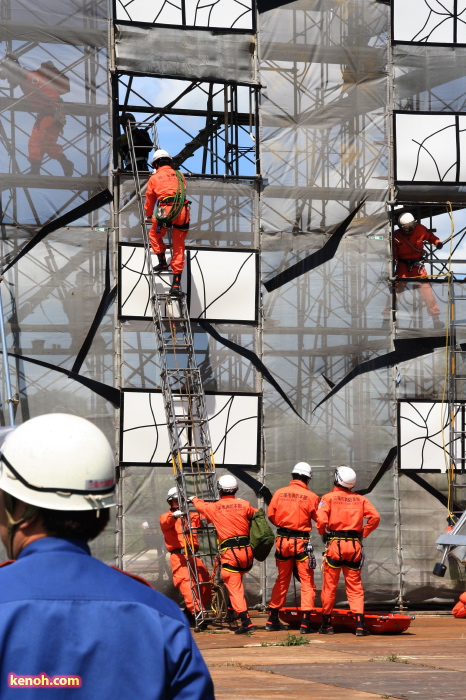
[0,414,214,699]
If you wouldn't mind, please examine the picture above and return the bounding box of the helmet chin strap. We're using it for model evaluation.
[3,492,39,560]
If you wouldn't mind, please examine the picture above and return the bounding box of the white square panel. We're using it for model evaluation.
[398,400,463,472]
[395,114,457,182]
[393,0,455,43]
[188,249,256,322]
[121,390,260,466]
[119,245,257,323]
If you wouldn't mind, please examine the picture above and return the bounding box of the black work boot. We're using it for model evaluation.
[58,155,74,176]
[234,611,255,635]
[265,608,289,632]
[153,253,168,273]
[299,610,315,635]
[225,607,237,623]
[29,160,41,175]
[183,608,196,628]
[355,613,370,636]
[318,613,334,635]
[170,273,182,295]
[432,317,445,330]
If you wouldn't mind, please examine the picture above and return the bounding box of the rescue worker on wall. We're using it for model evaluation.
[190,474,257,634]
[144,149,190,295]
[160,486,211,626]
[388,212,444,329]
[0,413,214,699]
[316,466,380,636]
[452,592,466,618]
[266,462,319,635]
[118,113,153,172]
[0,54,73,176]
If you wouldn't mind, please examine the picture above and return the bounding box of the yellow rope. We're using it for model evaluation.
[440,202,454,518]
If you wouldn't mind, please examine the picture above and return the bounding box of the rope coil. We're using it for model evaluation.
[155,170,186,225]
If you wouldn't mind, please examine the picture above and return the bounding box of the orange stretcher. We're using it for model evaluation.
[280,607,414,634]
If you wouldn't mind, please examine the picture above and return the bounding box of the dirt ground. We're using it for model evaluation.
[195,613,466,700]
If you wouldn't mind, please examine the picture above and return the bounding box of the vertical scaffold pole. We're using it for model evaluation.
[0,279,15,426]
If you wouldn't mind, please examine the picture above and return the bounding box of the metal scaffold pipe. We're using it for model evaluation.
[0,279,15,426]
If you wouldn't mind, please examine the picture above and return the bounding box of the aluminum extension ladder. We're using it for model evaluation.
[447,283,466,498]
[434,282,466,576]
[124,123,222,629]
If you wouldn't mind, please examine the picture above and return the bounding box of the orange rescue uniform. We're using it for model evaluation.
[393,223,441,317]
[316,486,380,615]
[144,165,190,274]
[159,509,211,614]
[267,479,319,611]
[192,494,257,613]
[452,592,466,619]
[22,70,66,165]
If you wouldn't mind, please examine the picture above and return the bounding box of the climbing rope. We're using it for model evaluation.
[155,170,186,225]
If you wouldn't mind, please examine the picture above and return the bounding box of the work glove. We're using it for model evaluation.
[436,242,443,249]
[172,510,183,519]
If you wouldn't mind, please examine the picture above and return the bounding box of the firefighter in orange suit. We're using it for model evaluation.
[144,149,190,294]
[452,592,466,619]
[191,475,257,634]
[316,466,380,636]
[160,487,211,626]
[266,462,319,635]
[0,55,73,176]
[391,212,444,328]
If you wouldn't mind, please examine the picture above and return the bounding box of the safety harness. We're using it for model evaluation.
[275,528,311,563]
[219,535,254,573]
[324,529,364,571]
[170,546,199,555]
[155,170,188,227]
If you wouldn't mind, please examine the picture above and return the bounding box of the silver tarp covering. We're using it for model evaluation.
[257,0,466,606]
[115,24,256,83]
[0,0,114,561]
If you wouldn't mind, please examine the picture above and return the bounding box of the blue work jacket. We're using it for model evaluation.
[0,537,214,699]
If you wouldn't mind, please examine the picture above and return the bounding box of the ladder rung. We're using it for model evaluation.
[167,396,203,402]
[174,417,205,423]
[175,446,212,453]
[158,319,188,324]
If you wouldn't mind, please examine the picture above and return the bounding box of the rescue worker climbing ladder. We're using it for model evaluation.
[316,466,380,636]
[191,475,257,634]
[144,149,191,295]
[160,487,211,626]
[266,462,319,635]
[125,124,220,629]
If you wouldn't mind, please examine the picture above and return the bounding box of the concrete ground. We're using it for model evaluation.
[196,613,466,700]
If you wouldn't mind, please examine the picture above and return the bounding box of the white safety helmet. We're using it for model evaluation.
[292,462,312,479]
[334,465,357,490]
[0,414,116,511]
[398,212,416,232]
[151,149,171,166]
[167,486,179,503]
[218,474,238,493]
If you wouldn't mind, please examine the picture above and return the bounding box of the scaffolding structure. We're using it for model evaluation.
[2,0,466,609]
